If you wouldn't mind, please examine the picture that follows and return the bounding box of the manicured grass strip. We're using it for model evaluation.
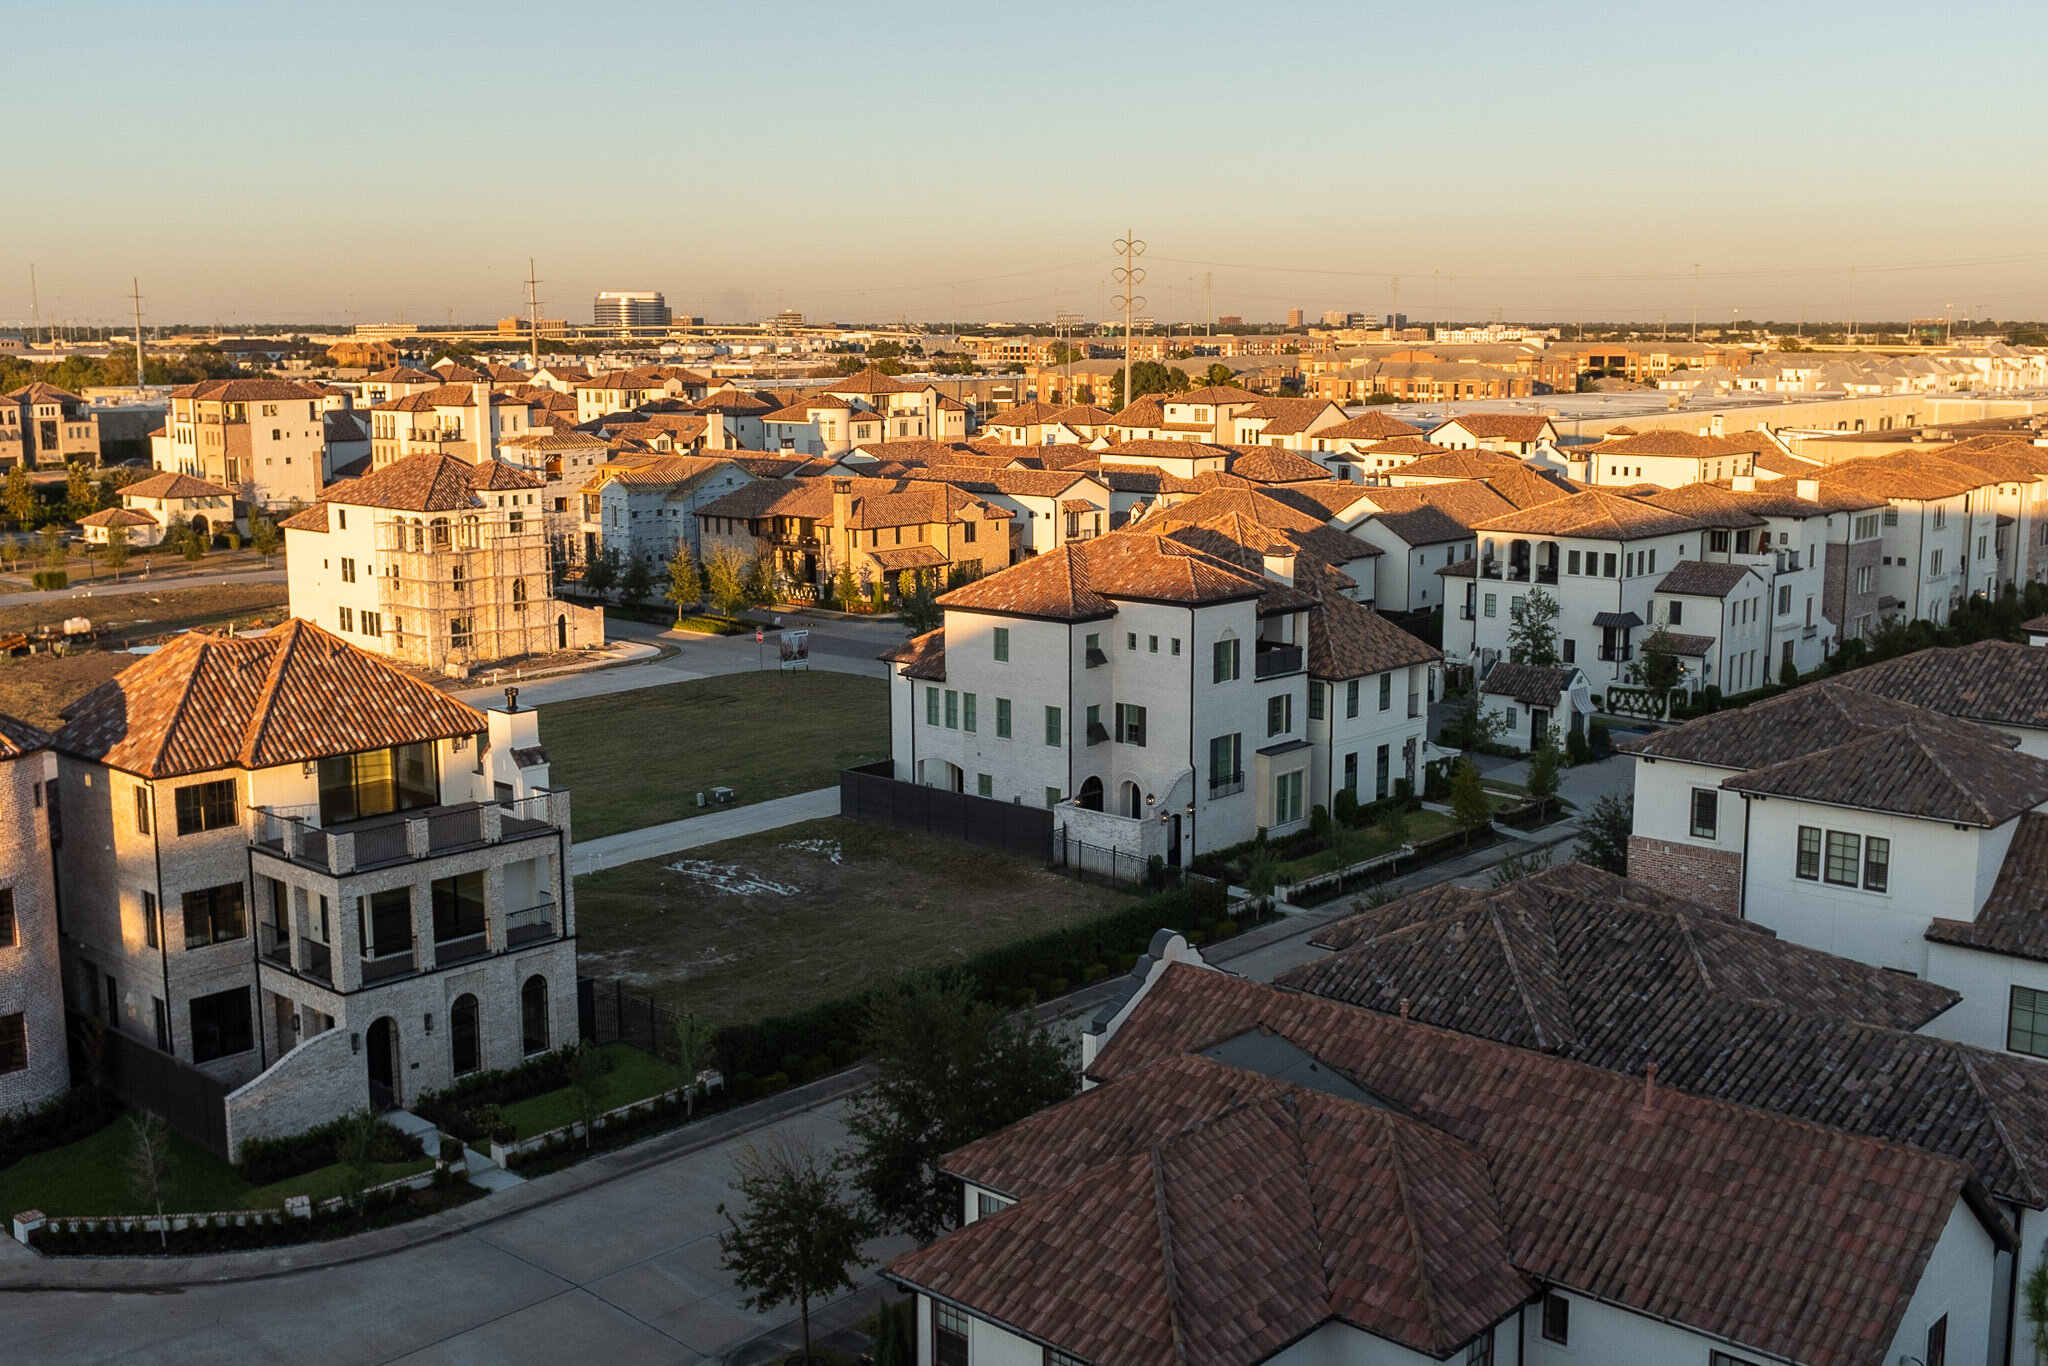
[499,1043,684,1139]
[0,1112,251,1217]
[539,671,890,839]
[239,1158,436,1210]
[1272,810,1461,881]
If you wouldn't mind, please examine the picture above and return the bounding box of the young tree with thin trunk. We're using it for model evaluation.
[673,1009,716,1119]
[568,1043,610,1148]
[104,525,129,581]
[706,546,748,619]
[251,515,279,565]
[618,553,654,607]
[1450,757,1491,846]
[664,548,701,624]
[1506,586,1561,667]
[124,1112,178,1249]
[3,464,36,529]
[718,1135,877,1365]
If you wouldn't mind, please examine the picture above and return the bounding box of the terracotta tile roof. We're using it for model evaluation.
[323,411,367,444]
[1048,403,1111,426]
[1636,481,1774,527]
[362,366,439,384]
[499,430,609,452]
[1836,640,2048,733]
[823,367,912,395]
[1316,411,1424,442]
[278,503,329,532]
[7,382,86,405]
[1654,559,1758,597]
[1074,968,1998,1366]
[871,544,949,571]
[1929,812,2048,962]
[1820,461,1978,501]
[1480,661,1575,707]
[1302,563,1439,679]
[1106,397,1166,427]
[1221,448,1328,483]
[56,620,486,779]
[1723,720,2048,827]
[172,378,326,403]
[1260,482,1376,521]
[1472,487,1701,541]
[1358,481,1518,533]
[469,459,542,491]
[1362,435,1451,457]
[79,507,158,528]
[1171,385,1257,405]
[319,451,484,512]
[0,712,51,759]
[1431,412,1552,441]
[1480,464,1574,509]
[982,400,1066,428]
[878,628,945,680]
[1583,429,1745,458]
[891,1053,1530,1363]
[899,465,1098,499]
[1102,438,1233,462]
[1233,397,1337,435]
[1292,864,1956,1051]
[123,472,234,501]
[938,534,1273,622]
[1625,678,2018,772]
[1134,490,1379,575]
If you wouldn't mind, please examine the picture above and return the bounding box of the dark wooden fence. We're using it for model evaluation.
[70,1013,231,1158]
[839,762,1055,862]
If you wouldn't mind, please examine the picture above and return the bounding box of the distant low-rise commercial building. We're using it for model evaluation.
[593,291,670,333]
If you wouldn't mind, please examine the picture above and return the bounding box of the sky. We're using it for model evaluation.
[7,0,2048,330]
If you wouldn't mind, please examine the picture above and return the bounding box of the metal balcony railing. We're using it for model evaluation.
[1208,771,1246,797]
[1254,643,1303,679]
[505,899,558,948]
[361,945,416,984]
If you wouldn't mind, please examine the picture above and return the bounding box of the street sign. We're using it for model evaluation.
[754,628,764,643]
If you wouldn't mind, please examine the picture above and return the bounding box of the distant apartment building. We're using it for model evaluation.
[365,384,537,470]
[0,716,67,1115]
[282,451,603,672]
[155,378,331,508]
[594,291,671,332]
[4,383,101,468]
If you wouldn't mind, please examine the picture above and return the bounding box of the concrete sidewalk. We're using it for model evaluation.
[0,565,287,608]
[570,787,841,874]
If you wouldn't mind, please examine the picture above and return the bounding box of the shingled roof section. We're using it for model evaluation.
[892,1054,1531,1364]
[1084,965,2006,1366]
[1316,411,1424,442]
[878,628,946,680]
[0,713,53,760]
[319,451,483,512]
[1722,721,2048,827]
[1835,639,2048,734]
[1480,661,1574,707]
[1929,812,2048,962]
[1623,679,2018,771]
[56,620,487,779]
[937,535,1278,622]
[1472,487,1702,540]
[122,471,234,501]
[1654,559,1758,597]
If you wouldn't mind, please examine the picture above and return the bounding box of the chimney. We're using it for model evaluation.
[1261,543,1295,586]
[472,381,495,463]
[1731,475,1757,492]
[833,479,854,541]
[1641,1062,1659,1114]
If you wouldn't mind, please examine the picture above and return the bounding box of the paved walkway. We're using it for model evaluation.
[0,565,286,608]
[570,787,841,875]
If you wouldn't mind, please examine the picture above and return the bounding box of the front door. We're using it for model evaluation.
[1168,815,1183,868]
[1531,707,1550,750]
[367,1016,398,1111]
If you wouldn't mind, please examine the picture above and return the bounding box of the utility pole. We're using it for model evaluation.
[1431,270,1440,338]
[129,278,146,389]
[28,264,39,346]
[1112,229,1146,413]
[1848,267,1858,345]
[1204,271,1212,336]
[1390,275,1399,330]
[1690,263,1700,342]
[525,258,543,369]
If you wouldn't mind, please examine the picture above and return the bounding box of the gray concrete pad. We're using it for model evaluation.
[385,1286,701,1366]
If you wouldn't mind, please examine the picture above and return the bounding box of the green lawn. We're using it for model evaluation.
[1273,810,1461,881]
[574,818,1128,1026]
[498,1043,685,1138]
[0,1111,442,1218]
[540,672,891,839]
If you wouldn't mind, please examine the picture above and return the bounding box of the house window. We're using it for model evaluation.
[1483,593,1497,618]
[1379,673,1392,711]
[174,779,237,835]
[976,773,992,798]
[1777,585,1792,616]
[1541,1292,1569,1344]
[1209,734,1243,792]
[1267,694,1292,736]
[1562,638,1576,663]
[1308,685,1325,721]
[1926,1315,1947,1366]
[993,626,1009,662]
[2009,985,2048,1058]
[1212,637,1241,682]
[182,883,247,949]
[996,698,1012,739]
[450,993,482,1076]
[1044,786,1062,807]
[934,1303,969,1366]
[977,1191,1012,1220]
[1375,744,1390,799]
[1170,638,1181,656]
[1796,825,1822,880]
[1855,565,1873,594]
[944,691,959,729]
[0,1013,23,1074]
[1115,703,1147,746]
[432,871,486,946]
[316,743,436,825]
[0,887,13,947]
[926,687,940,726]
[1824,830,1861,886]
[1568,549,1582,574]
[1604,553,1617,576]
[341,557,356,584]
[1126,632,1136,652]
[189,986,254,1063]
[1345,680,1359,718]
[1864,836,1890,892]
[361,611,383,638]
[1690,789,1717,839]
[1467,1337,1493,1366]
[338,606,354,633]
[1044,706,1061,746]
[1272,770,1303,825]
[134,785,151,834]
[1711,1353,1765,1366]
[142,890,157,949]
[1668,600,1684,626]
[962,693,977,733]
[1047,1352,1086,1366]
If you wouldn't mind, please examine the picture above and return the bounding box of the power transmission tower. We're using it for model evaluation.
[1691,263,1700,343]
[525,258,544,368]
[1111,230,1146,412]
[1204,271,1212,336]
[129,278,146,389]
[28,264,39,345]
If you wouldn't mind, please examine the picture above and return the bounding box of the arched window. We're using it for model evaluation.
[450,994,481,1076]
[521,976,549,1055]
[430,517,451,550]
[409,518,424,552]
[512,578,527,614]
[459,514,481,549]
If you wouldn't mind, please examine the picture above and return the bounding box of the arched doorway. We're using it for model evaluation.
[188,514,210,537]
[450,994,481,1077]
[556,614,568,650]
[1077,776,1104,811]
[521,975,549,1056]
[367,1016,399,1110]
[1120,781,1142,819]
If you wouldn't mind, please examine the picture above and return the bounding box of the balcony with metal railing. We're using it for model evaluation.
[1253,642,1304,679]
[505,898,559,948]
[253,792,566,876]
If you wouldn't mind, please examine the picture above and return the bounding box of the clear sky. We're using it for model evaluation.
[8,0,2047,329]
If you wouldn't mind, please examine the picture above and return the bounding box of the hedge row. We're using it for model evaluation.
[29,1175,485,1257]
[236,1113,424,1187]
[715,880,1234,1078]
[0,1087,117,1174]
[411,1049,580,1141]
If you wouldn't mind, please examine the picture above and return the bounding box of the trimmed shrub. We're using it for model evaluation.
[32,570,67,591]
[237,1113,423,1186]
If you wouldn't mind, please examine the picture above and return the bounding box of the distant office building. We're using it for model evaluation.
[497,317,569,338]
[594,291,672,332]
[1321,310,1369,328]
[1387,313,1408,329]
[773,309,805,330]
[1286,308,1304,328]
[1216,314,1245,329]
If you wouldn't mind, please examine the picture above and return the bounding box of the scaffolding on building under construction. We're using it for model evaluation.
[375,512,569,673]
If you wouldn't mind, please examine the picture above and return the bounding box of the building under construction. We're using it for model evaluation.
[374,511,600,673]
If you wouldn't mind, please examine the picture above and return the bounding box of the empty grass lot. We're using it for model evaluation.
[574,818,1127,1026]
[497,1043,684,1139]
[539,672,891,840]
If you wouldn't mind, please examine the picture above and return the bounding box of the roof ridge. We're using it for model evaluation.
[1484,899,1556,1051]
[239,620,306,768]
[1670,909,1719,999]
[1899,720,1991,824]
[1277,1091,1339,1317]
[1956,1047,2048,1207]
[148,634,218,778]
[1375,1104,1450,1351]
[1148,1146,1193,1366]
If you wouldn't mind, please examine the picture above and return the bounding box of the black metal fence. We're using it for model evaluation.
[1050,832,1227,897]
[839,762,1055,863]
[70,1013,230,1158]
[580,977,687,1065]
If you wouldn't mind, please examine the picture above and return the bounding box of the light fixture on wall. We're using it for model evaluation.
[350,1032,361,1054]
[424,1013,434,1034]
[302,761,315,776]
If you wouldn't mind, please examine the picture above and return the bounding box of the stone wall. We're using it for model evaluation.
[222,1026,364,1162]
[1628,836,1743,916]
[0,750,66,1114]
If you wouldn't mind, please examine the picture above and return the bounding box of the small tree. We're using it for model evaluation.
[3,464,36,528]
[124,1112,178,1249]
[1378,797,1410,848]
[1574,794,1634,876]
[1632,624,1684,703]
[334,1108,383,1212]
[719,1135,877,1365]
[180,525,206,562]
[1489,846,1554,888]
[899,576,942,636]
[663,548,701,623]
[1449,757,1491,846]
[2024,1258,2048,1361]
[706,546,748,618]
[1506,587,1561,667]
[1526,728,1563,821]
[582,546,620,598]
[673,1009,717,1120]
[103,525,130,581]
[64,462,95,521]
[38,523,65,567]
[568,1043,610,1148]
[618,553,654,607]
[833,559,859,612]
[251,515,279,564]
[1779,655,1799,686]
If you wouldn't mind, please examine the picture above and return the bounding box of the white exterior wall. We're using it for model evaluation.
[1354,527,1473,614]
[1923,940,2048,1054]
[1632,756,1747,859]
[1307,665,1431,810]
[285,508,389,654]
[1465,526,1696,693]
[1878,1197,1999,1366]
[1875,496,1973,624]
[0,749,66,1114]
[1738,795,2013,974]
[1520,1291,1797,1365]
